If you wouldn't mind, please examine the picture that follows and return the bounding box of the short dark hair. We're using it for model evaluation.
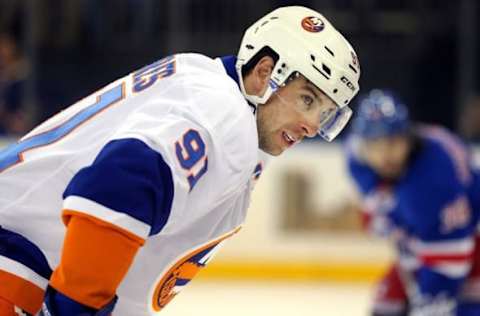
[241,46,279,77]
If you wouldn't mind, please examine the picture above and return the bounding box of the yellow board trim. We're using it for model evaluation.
[197,260,389,283]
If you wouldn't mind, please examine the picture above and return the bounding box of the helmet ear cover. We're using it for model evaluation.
[241,46,279,79]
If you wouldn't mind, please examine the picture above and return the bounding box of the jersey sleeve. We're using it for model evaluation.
[62,111,212,241]
[62,137,175,239]
[404,130,478,307]
[59,65,254,241]
[408,142,476,275]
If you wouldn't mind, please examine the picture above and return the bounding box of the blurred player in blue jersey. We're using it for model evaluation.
[0,6,361,316]
[346,89,480,316]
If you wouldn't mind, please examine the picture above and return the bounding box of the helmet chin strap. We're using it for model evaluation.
[245,84,275,106]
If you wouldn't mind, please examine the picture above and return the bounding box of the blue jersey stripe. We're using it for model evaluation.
[63,138,174,236]
[0,226,52,280]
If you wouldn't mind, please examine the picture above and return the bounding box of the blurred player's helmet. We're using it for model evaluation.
[352,89,410,139]
[236,6,360,141]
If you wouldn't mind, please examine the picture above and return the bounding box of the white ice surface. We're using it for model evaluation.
[161,280,373,316]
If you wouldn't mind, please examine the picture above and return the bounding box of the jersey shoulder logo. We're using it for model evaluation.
[252,162,263,181]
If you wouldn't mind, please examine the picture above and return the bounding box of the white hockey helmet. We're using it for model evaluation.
[236,6,361,141]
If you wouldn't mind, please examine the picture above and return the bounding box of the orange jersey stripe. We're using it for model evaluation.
[0,269,45,315]
[0,297,17,316]
[50,213,143,309]
[62,209,146,245]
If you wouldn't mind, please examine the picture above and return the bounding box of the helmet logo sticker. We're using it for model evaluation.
[301,16,325,33]
[341,76,355,92]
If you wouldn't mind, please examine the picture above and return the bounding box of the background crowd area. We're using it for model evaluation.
[0,0,480,141]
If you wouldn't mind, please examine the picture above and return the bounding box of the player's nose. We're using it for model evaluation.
[301,123,317,138]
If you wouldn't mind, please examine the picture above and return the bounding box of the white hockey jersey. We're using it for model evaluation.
[0,53,264,315]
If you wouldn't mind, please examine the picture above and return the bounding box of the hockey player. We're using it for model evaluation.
[346,90,480,316]
[0,6,360,316]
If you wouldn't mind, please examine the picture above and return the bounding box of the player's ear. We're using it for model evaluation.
[249,56,274,96]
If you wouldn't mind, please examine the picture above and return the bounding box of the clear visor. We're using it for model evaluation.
[269,72,352,142]
[318,106,353,142]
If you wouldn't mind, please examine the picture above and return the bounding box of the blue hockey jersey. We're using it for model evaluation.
[346,125,480,303]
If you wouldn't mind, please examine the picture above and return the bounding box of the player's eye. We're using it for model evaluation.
[301,95,314,109]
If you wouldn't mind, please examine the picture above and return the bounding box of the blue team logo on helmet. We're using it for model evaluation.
[351,89,410,139]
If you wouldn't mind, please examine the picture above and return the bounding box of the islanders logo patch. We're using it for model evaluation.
[301,16,325,33]
[253,162,263,181]
[149,227,241,313]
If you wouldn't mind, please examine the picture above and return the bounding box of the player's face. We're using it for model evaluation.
[361,135,411,179]
[256,75,337,156]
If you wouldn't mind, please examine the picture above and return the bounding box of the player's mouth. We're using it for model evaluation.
[282,131,298,148]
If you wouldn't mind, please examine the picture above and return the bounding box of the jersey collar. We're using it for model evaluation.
[220,55,256,113]
[220,55,240,87]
